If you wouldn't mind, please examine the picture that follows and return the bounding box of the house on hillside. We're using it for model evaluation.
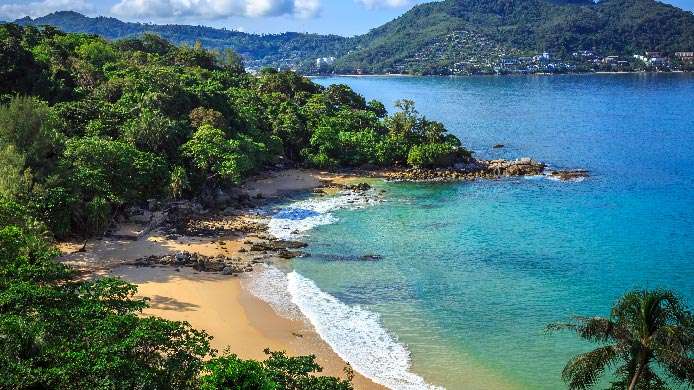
[634,52,670,67]
[675,52,694,64]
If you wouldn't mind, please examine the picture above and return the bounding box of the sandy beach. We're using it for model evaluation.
[59,168,385,389]
[109,265,384,389]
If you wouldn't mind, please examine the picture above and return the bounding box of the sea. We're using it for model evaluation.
[245,74,694,389]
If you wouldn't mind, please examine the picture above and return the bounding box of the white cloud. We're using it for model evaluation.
[355,0,410,10]
[110,0,321,20]
[0,0,92,20]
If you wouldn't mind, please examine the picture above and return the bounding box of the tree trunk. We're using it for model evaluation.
[627,354,647,390]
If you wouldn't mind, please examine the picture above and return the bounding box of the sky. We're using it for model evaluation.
[0,0,692,36]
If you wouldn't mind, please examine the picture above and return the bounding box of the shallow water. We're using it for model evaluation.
[266,74,694,389]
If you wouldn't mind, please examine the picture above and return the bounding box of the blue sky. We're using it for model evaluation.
[0,0,691,36]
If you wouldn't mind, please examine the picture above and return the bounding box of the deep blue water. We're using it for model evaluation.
[288,74,694,389]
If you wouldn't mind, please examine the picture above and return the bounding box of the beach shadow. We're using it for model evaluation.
[147,295,200,312]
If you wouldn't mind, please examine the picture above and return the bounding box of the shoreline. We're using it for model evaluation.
[59,168,389,389]
[109,265,386,389]
[57,162,583,389]
[310,70,692,78]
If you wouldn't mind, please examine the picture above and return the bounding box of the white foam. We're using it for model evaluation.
[287,271,443,390]
[267,190,377,240]
[242,264,302,320]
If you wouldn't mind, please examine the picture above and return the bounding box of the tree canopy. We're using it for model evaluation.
[0,24,467,239]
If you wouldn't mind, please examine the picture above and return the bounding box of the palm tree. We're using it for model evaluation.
[548,289,694,390]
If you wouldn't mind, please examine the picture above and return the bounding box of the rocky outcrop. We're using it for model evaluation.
[248,239,307,259]
[380,158,546,182]
[131,251,253,274]
[550,170,590,181]
[343,182,372,192]
[162,201,267,237]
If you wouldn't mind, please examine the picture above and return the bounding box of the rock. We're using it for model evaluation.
[174,252,190,265]
[214,189,232,207]
[277,250,300,259]
[222,266,237,275]
[345,182,371,192]
[250,240,307,252]
[551,170,589,181]
[147,199,160,211]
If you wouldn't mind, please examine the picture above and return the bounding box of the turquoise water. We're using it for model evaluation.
[279,75,694,389]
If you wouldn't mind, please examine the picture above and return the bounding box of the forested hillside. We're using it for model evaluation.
[0,23,464,239]
[14,11,349,70]
[335,0,694,73]
[12,0,694,75]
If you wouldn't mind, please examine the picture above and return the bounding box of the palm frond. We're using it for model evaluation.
[547,316,619,343]
[561,345,619,390]
[653,344,694,383]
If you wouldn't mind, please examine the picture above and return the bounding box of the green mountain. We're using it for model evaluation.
[335,0,694,74]
[13,11,349,70]
[11,0,694,75]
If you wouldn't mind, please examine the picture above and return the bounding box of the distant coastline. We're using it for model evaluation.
[309,69,693,78]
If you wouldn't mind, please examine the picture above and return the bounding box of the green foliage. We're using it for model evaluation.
[182,125,269,184]
[0,221,213,390]
[0,213,354,390]
[302,99,466,168]
[334,0,694,74]
[202,349,354,390]
[548,289,694,390]
[202,354,277,390]
[0,144,31,198]
[0,24,465,239]
[190,106,228,130]
[121,107,187,157]
[407,142,460,168]
[170,165,191,200]
[0,96,63,184]
[75,38,117,69]
[62,137,168,204]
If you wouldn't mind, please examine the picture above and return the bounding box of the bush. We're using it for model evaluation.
[121,107,187,157]
[202,349,354,390]
[182,125,269,185]
[190,107,228,130]
[407,142,460,168]
[62,137,168,204]
[0,225,212,390]
[0,96,63,182]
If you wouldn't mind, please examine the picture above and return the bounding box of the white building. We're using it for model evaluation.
[316,57,336,67]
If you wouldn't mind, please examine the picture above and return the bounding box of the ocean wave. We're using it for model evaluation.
[267,190,378,240]
[287,271,443,390]
[242,264,303,320]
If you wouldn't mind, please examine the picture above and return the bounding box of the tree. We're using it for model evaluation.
[121,107,186,157]
[407,142,460,168]
[0,222,213,390]
[182,125,268,185]
[202,349,354,390]
[0,96,63,184]
[548,289,694,390]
